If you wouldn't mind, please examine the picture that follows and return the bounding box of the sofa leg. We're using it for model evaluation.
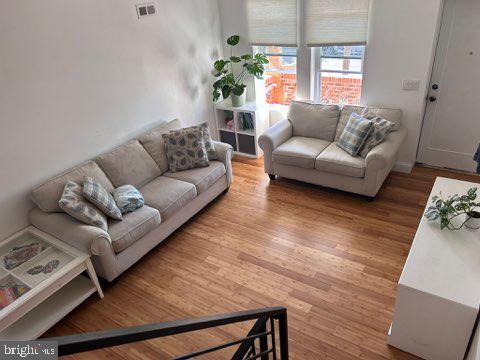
[268,174,277,180]
[222,187,230,195]
[366,196,375,202]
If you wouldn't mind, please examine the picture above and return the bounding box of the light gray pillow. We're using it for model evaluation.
[58,181,108,231]
[113,185,145,214]
[358,116,396,158]
[162,128,209,172]
[83,176,122,220]
[337,113,373,156]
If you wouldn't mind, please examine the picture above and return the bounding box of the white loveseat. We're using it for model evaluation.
[258,101,407,198]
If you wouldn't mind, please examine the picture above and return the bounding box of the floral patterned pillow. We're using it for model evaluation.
[162,129,210,172]
[58,181,108,231]
[358,115,396,158]
[180,122,217,160]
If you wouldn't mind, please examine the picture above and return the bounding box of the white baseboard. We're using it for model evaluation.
[393,161,414,174]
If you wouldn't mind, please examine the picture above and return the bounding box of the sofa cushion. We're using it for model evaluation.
[96,140,161,188]
[140,176,197,220]
[288,101,340,141]
[108,205,160,253]
[182,122,218,160]
[273,137,331,169]
[164,161,226,194]
[315,143,366,178]
[334,105,366,141]
[31,161,114,213]
[138,119,183,173]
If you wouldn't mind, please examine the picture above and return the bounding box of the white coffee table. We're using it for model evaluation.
[0,226,103,340]
[388,177,480,359]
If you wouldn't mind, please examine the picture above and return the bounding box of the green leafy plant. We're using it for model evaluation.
[424,187,480,230]
[212,35,269,102]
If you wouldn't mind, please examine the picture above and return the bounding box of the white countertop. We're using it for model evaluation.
[399,177,480,309]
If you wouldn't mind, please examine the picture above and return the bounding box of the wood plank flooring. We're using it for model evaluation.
[43,158,480,359]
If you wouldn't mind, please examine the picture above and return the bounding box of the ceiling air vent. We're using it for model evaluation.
[136,3,156,18]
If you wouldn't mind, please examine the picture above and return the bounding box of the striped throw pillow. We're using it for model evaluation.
[337,113,373,156]
[83,176,122,220]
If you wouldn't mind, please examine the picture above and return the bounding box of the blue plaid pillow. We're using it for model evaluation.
[83,176,122,220]
[337,113,373,156]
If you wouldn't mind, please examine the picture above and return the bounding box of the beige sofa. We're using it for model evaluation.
[29,119,233,281]
[258,101,407,198]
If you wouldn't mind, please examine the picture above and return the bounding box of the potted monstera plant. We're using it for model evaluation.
[212,35,268,107]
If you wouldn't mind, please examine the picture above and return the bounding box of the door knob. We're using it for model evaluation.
[432,84,439,90]
[428,96,437,102]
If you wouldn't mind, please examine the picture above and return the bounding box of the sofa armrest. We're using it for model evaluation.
[366,126,407,171]
[258,119,293,151]
[258,120,293,175]
[28,207,113,256]
[213,141,234,186]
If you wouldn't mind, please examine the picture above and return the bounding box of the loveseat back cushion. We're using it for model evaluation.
[95,140,161,188]
[288,101,340,141]
[31,161,114,213]
[138,119,183,173]
[108,205,161,253]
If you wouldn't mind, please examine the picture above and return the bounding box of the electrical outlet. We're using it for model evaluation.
[136,3,156,18]
[402,79,420,91]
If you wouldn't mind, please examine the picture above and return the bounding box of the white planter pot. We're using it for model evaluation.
[465,211,480,230]
[231,91,246,107]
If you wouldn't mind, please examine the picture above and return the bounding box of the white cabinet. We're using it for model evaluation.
[388,177,480,359]
[214,100,269,158]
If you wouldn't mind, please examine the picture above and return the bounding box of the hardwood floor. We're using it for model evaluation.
[43,158,480,359]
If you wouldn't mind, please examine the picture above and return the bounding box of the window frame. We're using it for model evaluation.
[313,46,366,104]
[253,46,298,105]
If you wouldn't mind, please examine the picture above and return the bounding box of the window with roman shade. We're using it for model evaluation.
[304,0,370,47]
[246,0,298,47]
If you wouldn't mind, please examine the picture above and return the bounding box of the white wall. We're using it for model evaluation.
[0,0,223,239]
[218,0,444,171]
[362,0,444,171]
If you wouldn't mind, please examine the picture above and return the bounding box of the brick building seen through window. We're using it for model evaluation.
[255,46,365,106]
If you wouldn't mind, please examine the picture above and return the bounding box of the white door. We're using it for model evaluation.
[417,0,480,172]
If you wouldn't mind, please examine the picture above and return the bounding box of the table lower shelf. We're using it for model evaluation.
[0,275,96,340]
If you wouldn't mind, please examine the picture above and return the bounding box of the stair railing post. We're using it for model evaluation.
[278,311,289,360]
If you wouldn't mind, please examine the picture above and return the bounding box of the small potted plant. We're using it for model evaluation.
[424,187,480,230]
[212,35,268,107]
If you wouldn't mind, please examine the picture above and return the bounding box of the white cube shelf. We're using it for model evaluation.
[214,100,269,158]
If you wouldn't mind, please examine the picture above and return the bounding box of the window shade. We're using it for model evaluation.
[246,0,297,47]
[305,0,370,47]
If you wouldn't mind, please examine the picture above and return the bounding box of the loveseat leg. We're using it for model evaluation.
[366,196,375,202]
[222,187,230,195]
[268,174,277,180]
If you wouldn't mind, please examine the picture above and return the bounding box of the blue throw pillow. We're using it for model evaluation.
[113,185,144,214]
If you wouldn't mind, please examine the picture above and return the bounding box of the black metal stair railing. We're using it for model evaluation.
[45,306,288,359]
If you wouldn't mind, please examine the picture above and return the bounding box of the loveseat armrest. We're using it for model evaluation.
[258,119,293,174]
[213,141,234,186]
[28,207,114,256]
[366,126,407,171]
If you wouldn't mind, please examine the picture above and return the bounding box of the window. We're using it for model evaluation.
[313,45,365,105]
[254,46,297,106]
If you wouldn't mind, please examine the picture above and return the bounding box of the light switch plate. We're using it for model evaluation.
[402,79,420,91]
